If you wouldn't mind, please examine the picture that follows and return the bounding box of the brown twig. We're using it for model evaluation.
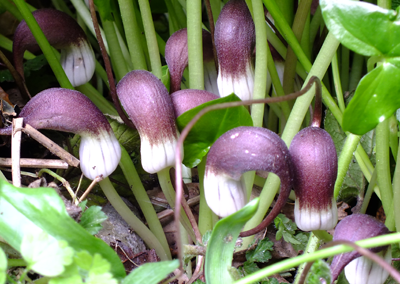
[22,124,80,167]
[174,76,321,266]
[78,175,103,202]
[156,196,200,221]
[0,158,68,169]
[88,0,135,130]
[0,49,31,103]
[12,117,23,187]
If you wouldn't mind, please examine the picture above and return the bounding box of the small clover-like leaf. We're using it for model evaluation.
[246,237,273,263]
[74,251,117,284]
[79,206,108,235]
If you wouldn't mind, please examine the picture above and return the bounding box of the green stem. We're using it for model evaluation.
[138,0,162,79]
[360,169,377,214]
[197,158,214,235]
[348,53,364,92]
[389,115,398,161]
[76,84,118,116]
[187,0,204,90]
[13,0,73,89]
[250,0,268,128]
[376,118,395,230]
[309,6,322,50]
[341,45,350,92]
[98,178,169,260]
[234,232,400,284]
[7,258,26,267]
[117,0,147,70]
[102,19,129,82]
[275,0,294,27]
[393,141,400,232]
[0,34,35,59]
[282,0,313,95]
[69,0,109,53]
[293,233,321,284]
[119,146,171,259]
[1,0,23,20]
[332,52,345,113]
[334,134,361,198]
[157,167,196,242]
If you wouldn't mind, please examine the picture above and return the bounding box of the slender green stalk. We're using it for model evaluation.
[235,232,400,284]
[98,178,169,260]
[7,258,26,267]
[0,34,35,60]
[275,0,294,27]
[69,0,109,53]
[187,0,204,90]
[1,0,23,20]
[157,167,196,242]
[117,0,147,70]
[138,0,162,79]
[114,22,133,71]
[119,147,171,259]
[389,115,398,161]
[76,84,118,116]
[13,0,73,89]
[332,52,345,113]
[376,118,395,230]
[360,169,377,214]
[250,0,268,128]
[309,6,322,50]
[348,53,364,92]
[341,45,350,92]
[393,143,400,232]
[334,134,361,198]
[102,20,129,82]
[282,0,313,95]
[312,230,332,242]
[197,158,214,235]
[293,233,321,284]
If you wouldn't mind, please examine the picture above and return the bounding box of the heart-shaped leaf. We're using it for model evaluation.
[320,0,400,57]
[343,61,400,134]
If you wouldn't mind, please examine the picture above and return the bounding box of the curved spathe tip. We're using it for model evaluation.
[79,130,121,180]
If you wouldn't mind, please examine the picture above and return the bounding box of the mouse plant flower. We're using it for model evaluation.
[116,70,180,174]
[165,28,218,95]
[13,9,95,87]
[204,126,293,218]
[214,0,255,100]
[289,126,338,231]
[330,214,391,284]
[0,88,121,180]
[171,89,219,117]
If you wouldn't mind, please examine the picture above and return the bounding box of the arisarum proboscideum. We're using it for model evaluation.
[0,88,121,180]
[171,89,219,117]
[116,70,196,241]
[165,28,218,95]
[214,0,255,100]
[330,214,392,284]
[13,9,95,87]
[204,126,293,221]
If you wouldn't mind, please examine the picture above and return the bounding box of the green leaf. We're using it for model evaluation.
[305,259,332,284]
[21,231,74,277]
[176,94,253,168]
[274,214,297,243]
[0,248,6,284]
[205,198,259,283]
[343,62,400,135]
[0,180,125,279]
[79,206,108,235]
[291,232,310,252]
[74,251,117,284]
[246,237,273,263]
[242,261,260,275]
[121,260,179,284]
[94,0,118,21]
[320,0,400,57]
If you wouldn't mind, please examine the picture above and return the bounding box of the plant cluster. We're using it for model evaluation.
[1,0,400,283]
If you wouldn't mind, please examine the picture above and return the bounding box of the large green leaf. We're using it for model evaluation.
[0,180,125,279]
[320,0,400,57]
[342,62,400,134]
[205,198,259,283]
[176,94,253,168]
